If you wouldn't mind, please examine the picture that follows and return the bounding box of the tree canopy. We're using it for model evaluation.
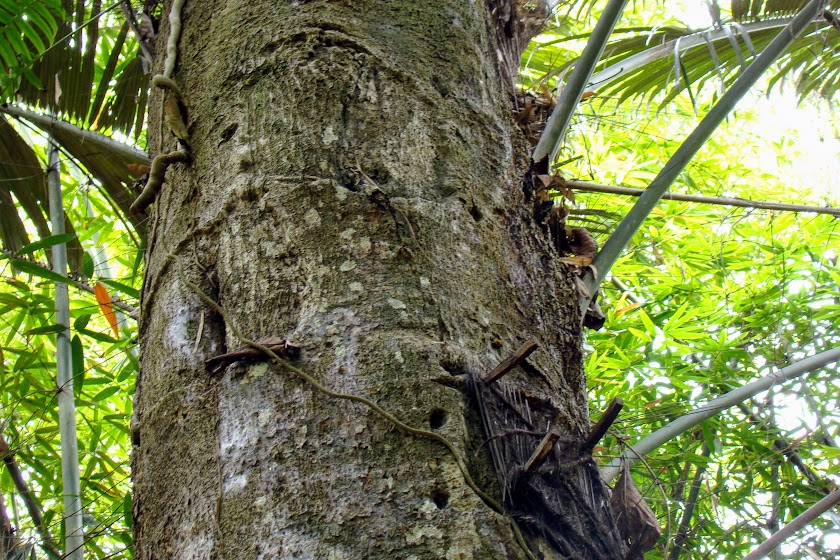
[0,1,838,558]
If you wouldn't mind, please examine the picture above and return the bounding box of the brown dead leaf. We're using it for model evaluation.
[126,163,151,177]
[538,84,556,108]
[610,468,662,559]
[615,302,642,317]
[558,256,593,267]
[568,227,598,259]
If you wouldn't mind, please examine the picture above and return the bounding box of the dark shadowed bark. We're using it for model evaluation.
[132,1,626,558]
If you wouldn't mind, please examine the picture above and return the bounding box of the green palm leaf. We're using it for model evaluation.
[0,116,85,271]
[0,0,61,98]
[13,1,148,135]
[527,1,840,107]
[0,2,152,257]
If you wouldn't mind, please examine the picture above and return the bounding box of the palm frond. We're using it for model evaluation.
[0,105,150,239]
[0,0,62,99]
[0,116,84,272]
[528,1,840,107]
[589,14,839,105]
[13,1,149,136]
[0,2,151,257]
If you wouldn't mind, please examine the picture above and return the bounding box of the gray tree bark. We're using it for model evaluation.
[132,1,625,558]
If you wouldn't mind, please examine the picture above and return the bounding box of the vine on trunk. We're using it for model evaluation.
[175,264,539,560]
[131,0,190,214]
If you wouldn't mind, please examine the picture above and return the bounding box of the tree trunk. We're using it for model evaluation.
[132,1,626,558]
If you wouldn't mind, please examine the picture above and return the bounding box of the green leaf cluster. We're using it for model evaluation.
[565,93,839,558]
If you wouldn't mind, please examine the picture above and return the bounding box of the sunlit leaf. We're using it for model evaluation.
[14,233,77,257]
[11,258,69,284]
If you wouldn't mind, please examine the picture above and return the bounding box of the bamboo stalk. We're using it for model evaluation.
[742,489,840,560]
[47,142,84,560]
[600,346,840,483]
[532,0,630,164]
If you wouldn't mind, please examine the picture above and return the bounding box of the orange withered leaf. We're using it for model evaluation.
[93,282,119,338]
[126,163,151,177]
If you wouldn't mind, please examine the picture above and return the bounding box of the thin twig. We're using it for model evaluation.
[566,180,840,216]
[118,0,154,67]
[742,489,840,560]
[70,277,139,317]
[668,443,710,560]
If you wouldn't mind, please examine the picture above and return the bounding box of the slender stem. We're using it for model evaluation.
[566,180,840,216]
[118,0,154,66]
[532,0,630,164]
[668,444,710,560]
[47,142,84,560]
[600,346,840,483]
[71,276,138,316]
[580,0,824,314]
[742,489,840,560]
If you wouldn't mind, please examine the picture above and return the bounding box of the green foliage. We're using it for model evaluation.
[524,1,840,108]
[1,147,139,557]
[0,1,149,265]
[560,92,840,558]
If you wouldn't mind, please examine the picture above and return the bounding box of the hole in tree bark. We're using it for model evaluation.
[439,358,465,376]
[468,204,483,222]
[220,122,238,142]
[431,486,449,509]
[429,408,447,429]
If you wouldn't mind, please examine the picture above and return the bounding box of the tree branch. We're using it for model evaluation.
[600,345,840,483]
[0,433,61,559]
[742,489,840,560]
[668,443,710,560]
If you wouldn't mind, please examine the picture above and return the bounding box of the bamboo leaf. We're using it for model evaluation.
[91,386,119,402]
[11,258,69,284]
[14,233,76,257]
[25,324,66,336]
[99,278,139,299]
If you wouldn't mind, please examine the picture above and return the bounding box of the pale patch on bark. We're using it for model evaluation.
[163,294,199,357]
